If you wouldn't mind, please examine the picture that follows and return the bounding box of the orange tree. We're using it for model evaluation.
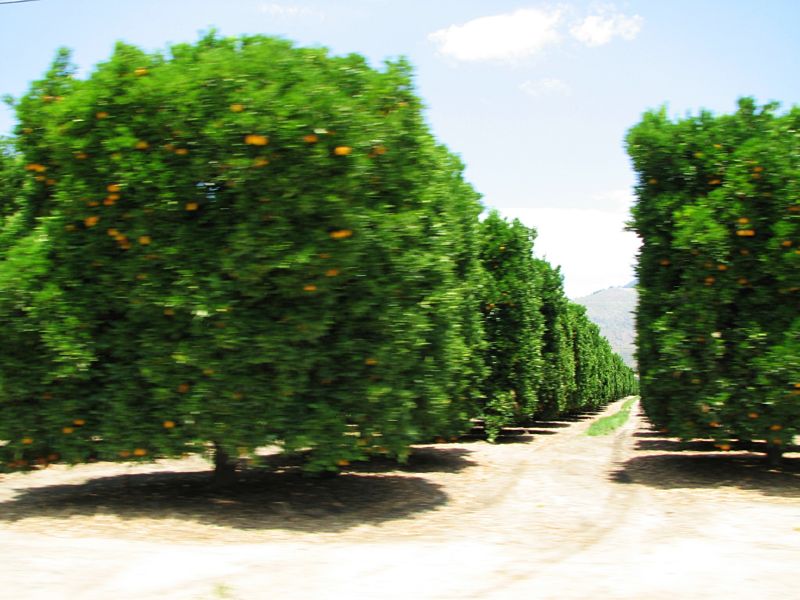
[0,34,486,475]
[478,211,543,439]
[627,98,799,463]
[532,259,576,417]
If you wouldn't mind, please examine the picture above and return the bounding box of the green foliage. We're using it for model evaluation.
[478,212,543,439]
[0,34,485,472]
[0,34,637,474]
[477,214,637,434]
[627,98,800,458]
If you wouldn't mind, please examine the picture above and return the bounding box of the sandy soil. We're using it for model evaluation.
[1,397,798,599]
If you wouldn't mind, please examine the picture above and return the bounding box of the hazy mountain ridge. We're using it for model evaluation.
[574,283,637,368]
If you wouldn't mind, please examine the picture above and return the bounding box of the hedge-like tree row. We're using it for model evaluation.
[627,98,799,463]
[0,35,635,476]
[479,211,638,439]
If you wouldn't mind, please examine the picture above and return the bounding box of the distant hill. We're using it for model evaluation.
[574,284,637,368]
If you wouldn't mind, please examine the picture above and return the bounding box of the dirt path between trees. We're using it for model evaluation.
[1,397,798,599]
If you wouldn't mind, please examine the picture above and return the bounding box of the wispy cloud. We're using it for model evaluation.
[570,9,643,47]
[429,5,643,63]
[258,3,324,19]
[520,78,571,97]
[428,8,563,63]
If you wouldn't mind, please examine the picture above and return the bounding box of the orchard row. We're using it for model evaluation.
[627,98,799,462]
[0,34,635,474]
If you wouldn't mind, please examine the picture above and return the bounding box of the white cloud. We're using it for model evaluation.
[428,8,563,62]
[507,192,640,298]
[570,10,643,47]
[520,78,571,97]
[258,3,323,18]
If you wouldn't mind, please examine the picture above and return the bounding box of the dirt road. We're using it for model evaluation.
[1,398,798,599]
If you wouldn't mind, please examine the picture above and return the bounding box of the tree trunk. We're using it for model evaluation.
[212,442,237,487]
[765,443,783,468]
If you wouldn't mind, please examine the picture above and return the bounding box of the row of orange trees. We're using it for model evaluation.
[0,34,635,476]
[627,98,799,463]
[479,211,637,439]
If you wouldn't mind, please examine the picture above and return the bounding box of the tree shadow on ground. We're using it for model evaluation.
[457,425,558,444]
[0,446,475,534]
[611,430,800,499]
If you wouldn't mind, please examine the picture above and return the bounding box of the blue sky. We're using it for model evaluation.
[2,0,798,296]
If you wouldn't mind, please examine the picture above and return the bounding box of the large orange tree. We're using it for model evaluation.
[0,35,486,475]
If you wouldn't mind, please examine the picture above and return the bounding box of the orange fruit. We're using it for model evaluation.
[163,308,175,316]
[325,268,340,277]
[185,202,199,211]
[737,217,750,224]
[659,259,670,266]
[718,443,731,451]
[175,148,189,156]
[230,103,245,113]
[303,284,317,292]
[781,240,793,247]
[134,67,148,76]
[177,383,190,394]
[84,216,100,228]
[329,229,353,240]
[365,358,378,366]
[747,412,758,419]
[118,450,131,458]
[133,448,147,457]
[252,157,269,167]
[717,264,727,271]
[107,183,121,193]
[244,134,269,146]
[75,152,88,160]
[21,437,33,445]
[62,427,74,434]
[303,134,319,143]
[770,424,782,431]
[163,420,176,429]
[704,276,715,285]
[73,419,85,426]
[138,235,151,245]
[135,140,149,150]
[337,459,350,467]
[103,197,116,206]
[736,229,755,237]
[96,111,109,119]
[333,146,352,156]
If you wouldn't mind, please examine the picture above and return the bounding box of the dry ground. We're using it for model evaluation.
[0,397,798,599]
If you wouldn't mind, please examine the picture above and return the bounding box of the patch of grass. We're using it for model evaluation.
[586,397,637,437]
